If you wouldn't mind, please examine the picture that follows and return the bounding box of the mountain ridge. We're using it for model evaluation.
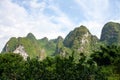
[2,21,120,59]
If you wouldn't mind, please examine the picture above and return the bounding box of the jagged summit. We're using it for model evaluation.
[26,32,36,40]
[57,36,63,40]
[55,36,63,43]
[76,25,90,33]
[40,37,48,42]
[100,22,120,45]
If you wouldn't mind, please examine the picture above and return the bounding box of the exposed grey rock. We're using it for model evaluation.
[13,45,28,60]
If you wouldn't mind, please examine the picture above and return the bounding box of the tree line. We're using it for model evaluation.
[0,45,120,80]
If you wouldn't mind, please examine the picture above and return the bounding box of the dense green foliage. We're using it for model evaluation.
[91,45,120,80]
[0,53,24,79]
[0,45,120,80]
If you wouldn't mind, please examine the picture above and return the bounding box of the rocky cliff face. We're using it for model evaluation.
[39,48,46,60]
[13,45,28,60]
[100,22,120,45]
[54,36,64,55]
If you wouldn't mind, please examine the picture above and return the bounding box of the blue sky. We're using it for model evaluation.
[0,0,120,51]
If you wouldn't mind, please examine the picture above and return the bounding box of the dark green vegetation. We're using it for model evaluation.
[0,45,120,80]
[1,21,120,79]
[38,36,63,56]
[100,22,120,45]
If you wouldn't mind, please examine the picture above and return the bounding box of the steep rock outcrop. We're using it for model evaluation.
[100,22,120,45]
[64,25,99,55]
[13,45,28,60]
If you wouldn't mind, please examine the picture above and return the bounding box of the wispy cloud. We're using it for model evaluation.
[75,0,109,21]
[0,0,74,51]
[74,0,120,38]
[0,0,120,52]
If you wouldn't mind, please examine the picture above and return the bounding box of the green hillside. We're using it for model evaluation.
[63,25,99,56]
[2,35,41,58]
[2,21,120,60]
[38,37,56,56]
[100,22,120,45]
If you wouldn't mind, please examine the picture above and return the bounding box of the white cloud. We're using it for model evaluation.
[30,0,46,9]
[1,0,120,52]
[75,0,109,21]
[74,0,120,39]
[0,0,74,51]
[73,0,105,38]
[48,5,75,29]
